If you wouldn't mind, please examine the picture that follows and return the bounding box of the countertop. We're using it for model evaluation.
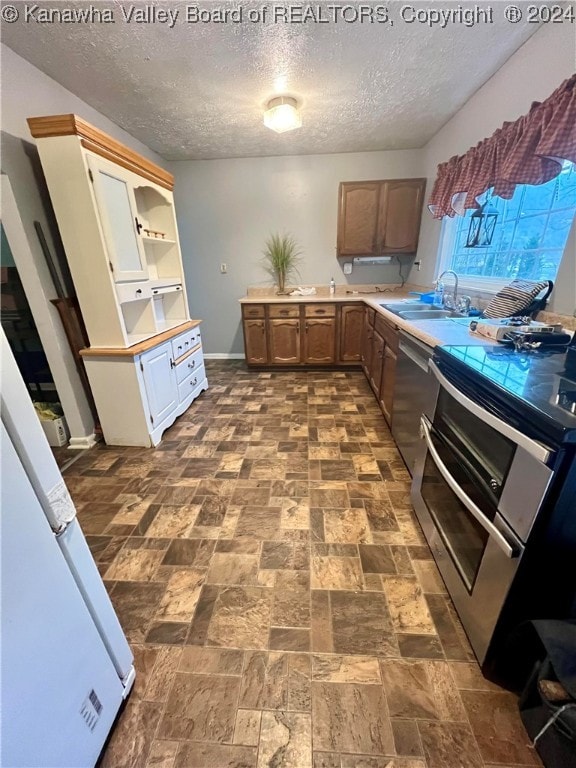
[239,290,492,349]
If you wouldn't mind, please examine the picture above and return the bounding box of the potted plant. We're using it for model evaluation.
[262,233,302,295]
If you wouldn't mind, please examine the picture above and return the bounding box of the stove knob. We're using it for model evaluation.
[490,478,499,493]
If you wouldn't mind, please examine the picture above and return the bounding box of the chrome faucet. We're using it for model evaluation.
[437,270,459,309]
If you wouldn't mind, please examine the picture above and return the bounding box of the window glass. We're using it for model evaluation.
[445,162,576,283]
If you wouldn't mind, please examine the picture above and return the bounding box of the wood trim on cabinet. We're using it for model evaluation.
[27,114,174,190]
[80,320,200,357]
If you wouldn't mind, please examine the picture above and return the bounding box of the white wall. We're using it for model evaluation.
[412,22,576,316]
[1,45,166,443]
[173,150,423,355]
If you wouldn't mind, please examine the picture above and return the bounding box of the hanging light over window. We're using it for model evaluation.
[264,96,302,133]
[466,200,499,247]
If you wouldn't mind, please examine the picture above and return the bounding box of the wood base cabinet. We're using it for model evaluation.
[81,322,208,446]
[363,309,399,427]
[242,302,361,368]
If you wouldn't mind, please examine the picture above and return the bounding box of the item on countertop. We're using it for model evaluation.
[432,280,444,307]
[329,277,335,296]
[469,318,567,342]
[289,286,316,296]
[262,233,302,295]
[482,279,553,319]
[408,291,435,304]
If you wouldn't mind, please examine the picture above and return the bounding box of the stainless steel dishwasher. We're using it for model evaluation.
[391,331,437,475]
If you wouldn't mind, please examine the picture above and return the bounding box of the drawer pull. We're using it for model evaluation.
[190,377,198,387]
[280,309,289,315]
[136,288,142,295]
[185,340,189,347]
[188,360,196,369]
[315,309,326,314]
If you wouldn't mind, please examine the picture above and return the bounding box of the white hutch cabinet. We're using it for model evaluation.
[28,114,208,446]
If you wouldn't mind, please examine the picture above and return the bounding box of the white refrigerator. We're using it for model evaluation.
[1,330,135,768]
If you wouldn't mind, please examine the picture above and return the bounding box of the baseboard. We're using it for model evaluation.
[68,433,99,450]
[203,353,245,360]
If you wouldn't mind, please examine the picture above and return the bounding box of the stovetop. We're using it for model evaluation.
[436,343,576,444]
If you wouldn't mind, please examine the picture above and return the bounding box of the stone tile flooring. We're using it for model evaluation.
[64,362,540,768]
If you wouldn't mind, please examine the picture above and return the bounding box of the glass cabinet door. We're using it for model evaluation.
[87,155,148,282]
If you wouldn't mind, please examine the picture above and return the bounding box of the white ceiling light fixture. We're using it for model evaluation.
[263,96,302,134]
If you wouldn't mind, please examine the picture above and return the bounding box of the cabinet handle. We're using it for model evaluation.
[136,288,142,295]
[188,360,196,369]
[185,340,189,347]
[153,289,159,294]
[170,358,175,368]
[261,327,265,334]
[280,309,289,315]
[315,309,326,314]
[190,377,198,386]
[135,217,143,235]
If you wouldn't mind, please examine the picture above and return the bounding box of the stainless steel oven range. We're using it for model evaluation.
[411,342,576,678]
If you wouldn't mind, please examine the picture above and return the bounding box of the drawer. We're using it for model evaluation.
[242,304,265,319]
[171,327,201,360]
[269,304,299,318]
[116,282,151,304]
[304,303,335,318]
[178,365,205,402]
[175,346,204,384]
[375,314,398,351]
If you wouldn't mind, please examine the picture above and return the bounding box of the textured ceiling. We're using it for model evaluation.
[3,1,540,160]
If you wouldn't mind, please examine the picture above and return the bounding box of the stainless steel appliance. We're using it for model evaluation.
[391,331,434,475]
[412,342,576,674]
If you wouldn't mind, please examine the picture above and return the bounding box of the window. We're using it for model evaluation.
[439,161,576,289]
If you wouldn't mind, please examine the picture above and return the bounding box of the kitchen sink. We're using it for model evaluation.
[379,301,460,320]
[398,310,455,320]
[379,302,439,313]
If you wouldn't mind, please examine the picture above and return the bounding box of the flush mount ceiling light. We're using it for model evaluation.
[263,96,302,134]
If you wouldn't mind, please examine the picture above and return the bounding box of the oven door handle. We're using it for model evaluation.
[420,416,519,559]
[429,361,551,465]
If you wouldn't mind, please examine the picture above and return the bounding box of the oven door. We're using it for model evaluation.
[411,361,554,664]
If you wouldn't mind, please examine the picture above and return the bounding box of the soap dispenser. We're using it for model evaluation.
[433,280,444,307]
[329,277,335,296]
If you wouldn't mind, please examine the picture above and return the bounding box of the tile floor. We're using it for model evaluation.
[63,362,540,768]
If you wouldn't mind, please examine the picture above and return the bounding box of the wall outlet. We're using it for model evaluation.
[414,260,422,271]
[343,262,352,275]
[220,263,227,274]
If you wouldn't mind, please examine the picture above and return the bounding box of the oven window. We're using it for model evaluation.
[434,388,516,500]
[421,426,497,591]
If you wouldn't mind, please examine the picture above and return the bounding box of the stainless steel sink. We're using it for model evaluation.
[398,310,454,320]
[380,302,438,313]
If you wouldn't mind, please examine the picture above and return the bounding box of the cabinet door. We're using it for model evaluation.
[269,319,300,364]
[337,183,380,256]
[379,179,426,254]
[339,304,364,362]
[369,331,385,395]
[141,342,178,426]
[243,320,268,365]
[361,309,374,377]
[87,155,148,282]
[379,345,397,425]
[304,318,335,364]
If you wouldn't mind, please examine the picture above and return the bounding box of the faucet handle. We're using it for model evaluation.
[457,295,472,314]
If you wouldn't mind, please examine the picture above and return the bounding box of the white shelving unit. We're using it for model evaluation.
[28,114,208,446]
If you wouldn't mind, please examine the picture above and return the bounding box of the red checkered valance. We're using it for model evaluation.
[428,74,576,219]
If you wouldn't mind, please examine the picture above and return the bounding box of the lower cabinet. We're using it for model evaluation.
[82,322,208,447]
[269,318,301,364]
[242,301,360,367]
[362,309,399,427]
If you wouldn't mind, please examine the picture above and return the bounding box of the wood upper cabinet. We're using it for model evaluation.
[338,303,364,363]
[337,178,426,257]
[337,183,380,256]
